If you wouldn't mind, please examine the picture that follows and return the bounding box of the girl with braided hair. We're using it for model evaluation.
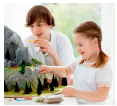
[39,21,113,105]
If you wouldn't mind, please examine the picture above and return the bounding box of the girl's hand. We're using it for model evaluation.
[62,87,77,97]
[34,39,57,58]
[39,65,51,74]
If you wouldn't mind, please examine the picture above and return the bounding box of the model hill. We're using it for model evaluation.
[4,26,68,96]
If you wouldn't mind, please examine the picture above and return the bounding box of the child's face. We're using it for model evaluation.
[29,20,52,40]
[73,33,98,61]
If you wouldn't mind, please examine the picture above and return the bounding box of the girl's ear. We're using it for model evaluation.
[93,37,98,46]
[49,25,53,29]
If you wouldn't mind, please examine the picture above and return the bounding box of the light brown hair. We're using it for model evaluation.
[73,21,109,68]
[25,5,55,27]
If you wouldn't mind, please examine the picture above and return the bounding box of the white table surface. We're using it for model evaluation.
[4,97,78,105]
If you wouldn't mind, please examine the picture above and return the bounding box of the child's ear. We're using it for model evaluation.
[93,37,98,46]
[49,25,53,29]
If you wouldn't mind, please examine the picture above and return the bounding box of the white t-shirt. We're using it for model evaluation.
[70,57,113,105]
[24,31,75,79]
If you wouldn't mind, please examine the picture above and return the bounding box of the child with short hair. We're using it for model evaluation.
[24,5,75,84]
[39,21,113,105]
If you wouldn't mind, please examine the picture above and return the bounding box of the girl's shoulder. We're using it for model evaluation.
[72,56,82,66]
[96,63,113,76]
[99,63,112,70]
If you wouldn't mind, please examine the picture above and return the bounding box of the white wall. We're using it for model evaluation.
[4,3,40,41]
[4,3,115,101]
[101,3,115,91]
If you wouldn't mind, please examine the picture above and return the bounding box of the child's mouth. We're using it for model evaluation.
[36,33,42,37]
[81,52,84,55]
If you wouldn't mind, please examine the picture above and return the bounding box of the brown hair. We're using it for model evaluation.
[73,21,109,68]
[25,5,55,27]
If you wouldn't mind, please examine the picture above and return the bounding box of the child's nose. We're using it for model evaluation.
[34,26,39,33]
[77,47,80,53]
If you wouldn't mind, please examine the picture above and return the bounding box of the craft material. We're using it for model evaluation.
[36,95,63,104]
[28,40,35,42]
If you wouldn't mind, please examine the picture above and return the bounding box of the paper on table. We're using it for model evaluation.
[41,95,63,104]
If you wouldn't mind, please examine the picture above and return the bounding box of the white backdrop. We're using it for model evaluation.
[4,3,40,41]
[4,3,115,104]
[101,3,115,92]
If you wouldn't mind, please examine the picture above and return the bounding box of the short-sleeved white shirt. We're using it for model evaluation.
[70,57,113,105]
[24,31,75,79]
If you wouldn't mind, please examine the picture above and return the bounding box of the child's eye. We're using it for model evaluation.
[30,25,33,27]
[76,45,77,46]
[38,24,42,26]
[79,44,82,46]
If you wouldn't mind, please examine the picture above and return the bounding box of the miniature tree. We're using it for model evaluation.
[32,58,42,65]
[38,78,43,91]
[61,77,68,86]
[52,74,55,86]
[24,82,29,94]
[29,85,32,92]
[37,83,41,95]
[49,83,54,91]
[22,60,25,65]
[25,62,31,66]
[6,48,10,60]
[15,82,20,92]
[4,81,8,92]
[43,78,48,90]
[19,64,25,74]
[54,76,58,87]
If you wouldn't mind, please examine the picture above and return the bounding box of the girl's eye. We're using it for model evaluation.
[79,44,82,46]
[38,24,42,26]
[76,45,77,46]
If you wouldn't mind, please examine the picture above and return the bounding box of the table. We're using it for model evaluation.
[4,97,78,105]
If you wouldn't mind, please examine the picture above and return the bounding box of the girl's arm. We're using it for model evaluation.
[62,86,110,102]
[39,65,74,78]
[77,86,110,102]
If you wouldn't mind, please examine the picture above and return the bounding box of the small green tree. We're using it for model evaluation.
[52,74,55,86]
[24,82,29,94]
[25,62,31,66]
[4,81,8,92]
[37,84,41,95]
[29,85,32,92]
[15,82,20,92]
[6,48,10,60]
[43,78,48,89]
[49,83,54,91]
[38,78,43,91]
[54,76,58,87]
[19,65,25,74]
[61,77,68,86]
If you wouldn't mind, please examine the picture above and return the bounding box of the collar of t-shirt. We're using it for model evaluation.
[83,61,96,67]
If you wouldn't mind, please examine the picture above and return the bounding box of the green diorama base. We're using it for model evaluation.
[4,85,71,98]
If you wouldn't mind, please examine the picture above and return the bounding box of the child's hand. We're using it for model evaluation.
[39,65,51,74]
[62,87,77,97]
[34,39,58,58]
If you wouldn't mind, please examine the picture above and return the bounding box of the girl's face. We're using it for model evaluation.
[73,33,99,62]
[30,20,52,40]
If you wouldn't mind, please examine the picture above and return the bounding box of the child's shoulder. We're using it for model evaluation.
[96,63,113,74]
[24,35,34,42]
[51,31,69,41]
[72,56,82,64]
[101,63,112,70]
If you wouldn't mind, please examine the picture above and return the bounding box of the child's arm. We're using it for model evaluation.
[34,39,63,66]
[62,86,110,102]
[39,65,74,78]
